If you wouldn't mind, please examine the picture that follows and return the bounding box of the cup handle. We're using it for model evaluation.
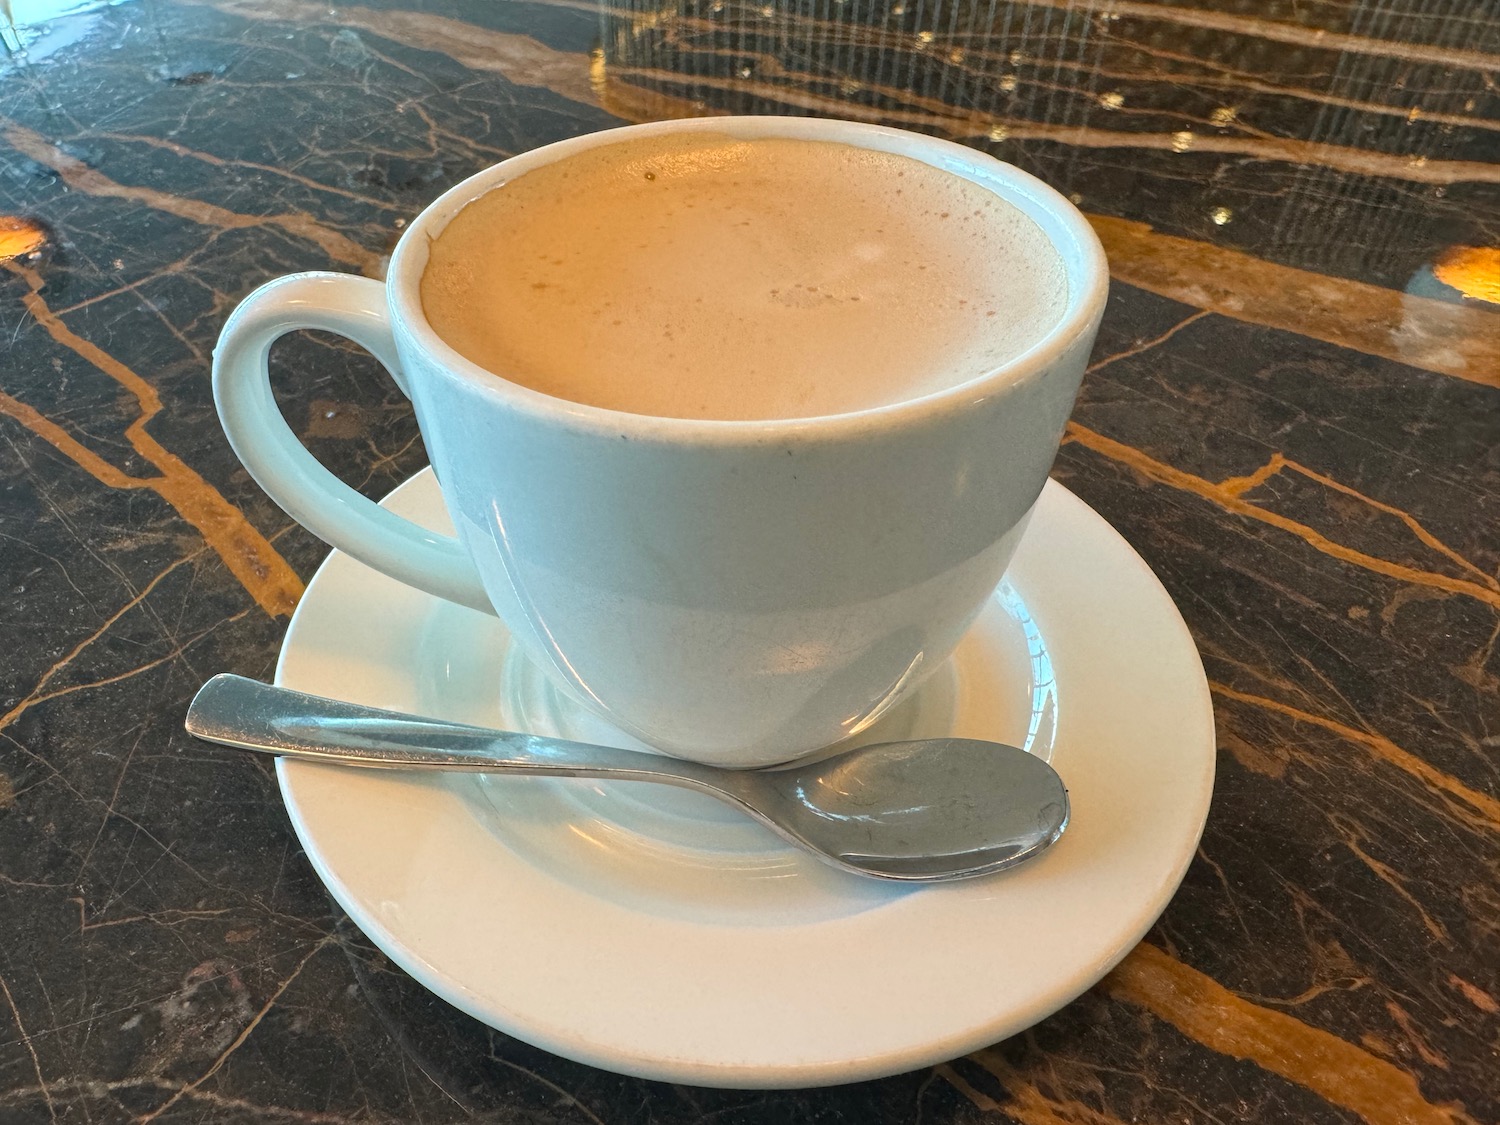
[213,272,493,614]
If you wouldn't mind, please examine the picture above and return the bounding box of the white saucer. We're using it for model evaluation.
[274,470,1214,1088]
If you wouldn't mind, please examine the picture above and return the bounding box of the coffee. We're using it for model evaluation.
[420,134,1068,421]
[219,117,1106,762]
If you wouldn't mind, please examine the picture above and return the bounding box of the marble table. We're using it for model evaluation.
[1,0,1495,1120]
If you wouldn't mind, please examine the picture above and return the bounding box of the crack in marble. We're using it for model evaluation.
[0,550,206,739]
[1451,617,1500,695]
[1063,423,1500,614]
[1447,976,1498,1015]
[1085,309,1213,374]
[2,121,382,275]
[1327,813,1450,944]
[97,835,188,929]
[77,711,159,891]
[48,264,206,320]
[0,874,69,892]
[482,1048,609,1125]
[136,284,209,366]
[1219,454,1500,594]
[1,729,96,809]
[80,131,400,209]
[0,971,56,1123]
[933,1063,1002,1114]
[1210,682,1500,834]
[1385,1000,1450,1071]
[0,1076,394,1122]
[1100,943,1478,1125]
[399,100,518,165]
[158,1084,405,1122]
[6,925,342,1054]
[1200,621,1498,818]
[1193,842,1268,957]
[1,646,188,736]
[73,903,235,933]
[959,1051,1132,1124]
[1,264,305,617]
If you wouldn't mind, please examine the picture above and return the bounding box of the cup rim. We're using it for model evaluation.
[388,116,1108,443]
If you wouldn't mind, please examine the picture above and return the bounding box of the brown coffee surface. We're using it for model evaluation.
[420,134,1068,421]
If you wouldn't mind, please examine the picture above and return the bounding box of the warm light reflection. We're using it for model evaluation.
[588,44,608,99]
[0,215,46,261]
[1432,246,1500,305]
[838,649,925,739]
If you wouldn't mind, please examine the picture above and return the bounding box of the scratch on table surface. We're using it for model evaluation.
[135,935,336,1123]
[0,971,57,1123]
[1085,309,1213,375]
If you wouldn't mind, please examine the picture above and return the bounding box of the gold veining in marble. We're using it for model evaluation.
[1102,944,1478,1125]
[3,122,382,275]
[2,264,305,617]
[1212,683,1500,834]
[1087,216,1500,387]
[1065,423,1500,615]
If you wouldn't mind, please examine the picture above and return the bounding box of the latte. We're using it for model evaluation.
[420,133,1068,421]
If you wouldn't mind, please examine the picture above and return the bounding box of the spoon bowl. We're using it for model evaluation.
[186,675,1069,882]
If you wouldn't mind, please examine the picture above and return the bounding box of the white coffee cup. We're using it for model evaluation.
[213,116,1107,767]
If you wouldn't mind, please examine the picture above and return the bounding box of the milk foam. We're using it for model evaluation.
[420,134,1068,421]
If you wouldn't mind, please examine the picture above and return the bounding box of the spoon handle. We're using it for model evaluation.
[186,675,727,792]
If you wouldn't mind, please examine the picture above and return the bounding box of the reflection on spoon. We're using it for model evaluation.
[186,674,1069,882]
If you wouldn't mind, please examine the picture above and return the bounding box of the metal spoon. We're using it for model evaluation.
[186,674,1068,882]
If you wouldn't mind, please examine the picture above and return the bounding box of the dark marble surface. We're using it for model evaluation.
[1,0,1496,1120]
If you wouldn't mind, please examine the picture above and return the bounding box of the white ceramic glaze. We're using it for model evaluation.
[275,470,1215,1089]
[216,117,1108,765]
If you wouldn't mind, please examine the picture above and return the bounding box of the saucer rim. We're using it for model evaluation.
[274,470,1215,1088]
